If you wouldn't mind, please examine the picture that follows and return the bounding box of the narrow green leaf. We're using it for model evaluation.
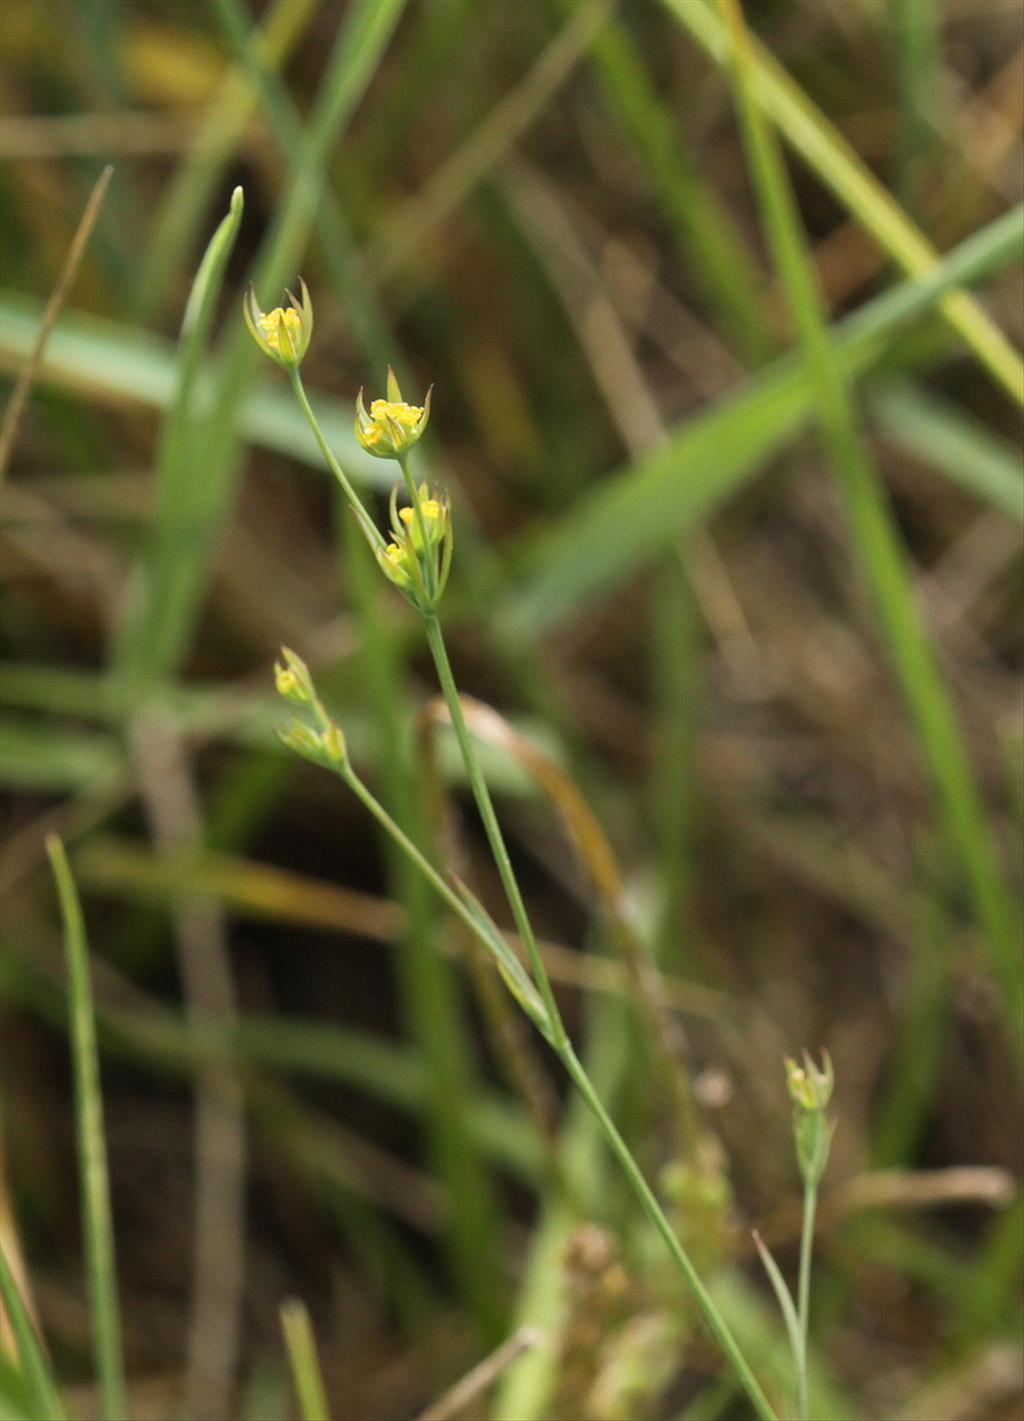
[0,1247,66,1421]
[112,186,245,688]
[133,0,318,323]
[871,382,1024,522]
[280,1299,331,1421]
[664,0,1024,406]
[510,204,1024,634]
[576,3,771,361]
[0,291,394,487]
[716,0,1020,1050]
[46,836,125,1420]
[752,1232,802,1370]
[0,716,121,789]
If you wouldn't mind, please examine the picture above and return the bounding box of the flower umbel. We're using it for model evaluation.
[244,281,313,368]
[374,480,453,608]
[355,367,431,458]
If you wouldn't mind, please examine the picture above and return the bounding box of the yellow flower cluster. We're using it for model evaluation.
[243,282,312,368]
[377,481,450,596]
[355,369,431,458]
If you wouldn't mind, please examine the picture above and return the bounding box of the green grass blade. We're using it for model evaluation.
[280,1299,331,1421]
[716,0,1020,1046]
[871,381,1024,521]
[510,203,1023,633]
[45,835,125,1420]
[133,0,318,323]
[664,0,1024,406]
[890,0,941,212]
[112,186,245,689]
[650,558,699,974]
[0,716,121,790]
[576,3,771,361]
[212,0,401,376]
[142,0,408,684]
[752,1233,802,1370]
[0,1247,66,1421]
[0,291,396,487]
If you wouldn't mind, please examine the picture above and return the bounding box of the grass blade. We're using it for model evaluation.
[716,0,1020,1046]
[45,835,125,1420]
[663,0,1024,406]
[0,165,112,481]
[212,0,401,376]
[112,185,245,689]
[0,1247,66,1421]
[871,381,1024,522]
[147,0,408,684]
[0,291,396,487]
[280,1298,331,1421]
[510,203,1024,633]
[752,1232,802,1368]
[576,3,771,361]
[132,0,317,323]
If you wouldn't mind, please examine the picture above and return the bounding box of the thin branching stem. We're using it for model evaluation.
[421,612,566,1047]
[290,369,383,546]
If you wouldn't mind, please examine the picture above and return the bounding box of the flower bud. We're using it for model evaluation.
[273,648,347,768]
[376,541,412,588]
[274,647,315,703]
[785,1051,834,1185]
[244,280,313,368]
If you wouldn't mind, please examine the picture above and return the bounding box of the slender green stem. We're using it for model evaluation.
[421,612,567,1047]
[415,614,773,1417]
[340,762,507,951]
[47,836,125,1421]
[280,1298,331,1421]
[561,1045,778,1421]
[291,369,383,546]
[336,754,775,1419]
[338,498,505,1338]
[796,1179,818,1421]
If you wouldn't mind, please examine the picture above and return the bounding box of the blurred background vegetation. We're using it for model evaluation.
[1,0,1022,1417]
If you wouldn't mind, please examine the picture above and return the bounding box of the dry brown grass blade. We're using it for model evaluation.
[73,832,730,1019]
[0,1128,42,1363]
[415,1326,543,1421]
[753,1166,1016,1254]
[0,164,113,482]
[373,0,614,284]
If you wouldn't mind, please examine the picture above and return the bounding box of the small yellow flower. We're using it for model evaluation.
[274,647,315,703]
[259,307,302,355]
[785,1051,833,1113]
[399,497,445,549]
[379,541,412,587]
[244,281,313,368]
[355,368,431,458]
